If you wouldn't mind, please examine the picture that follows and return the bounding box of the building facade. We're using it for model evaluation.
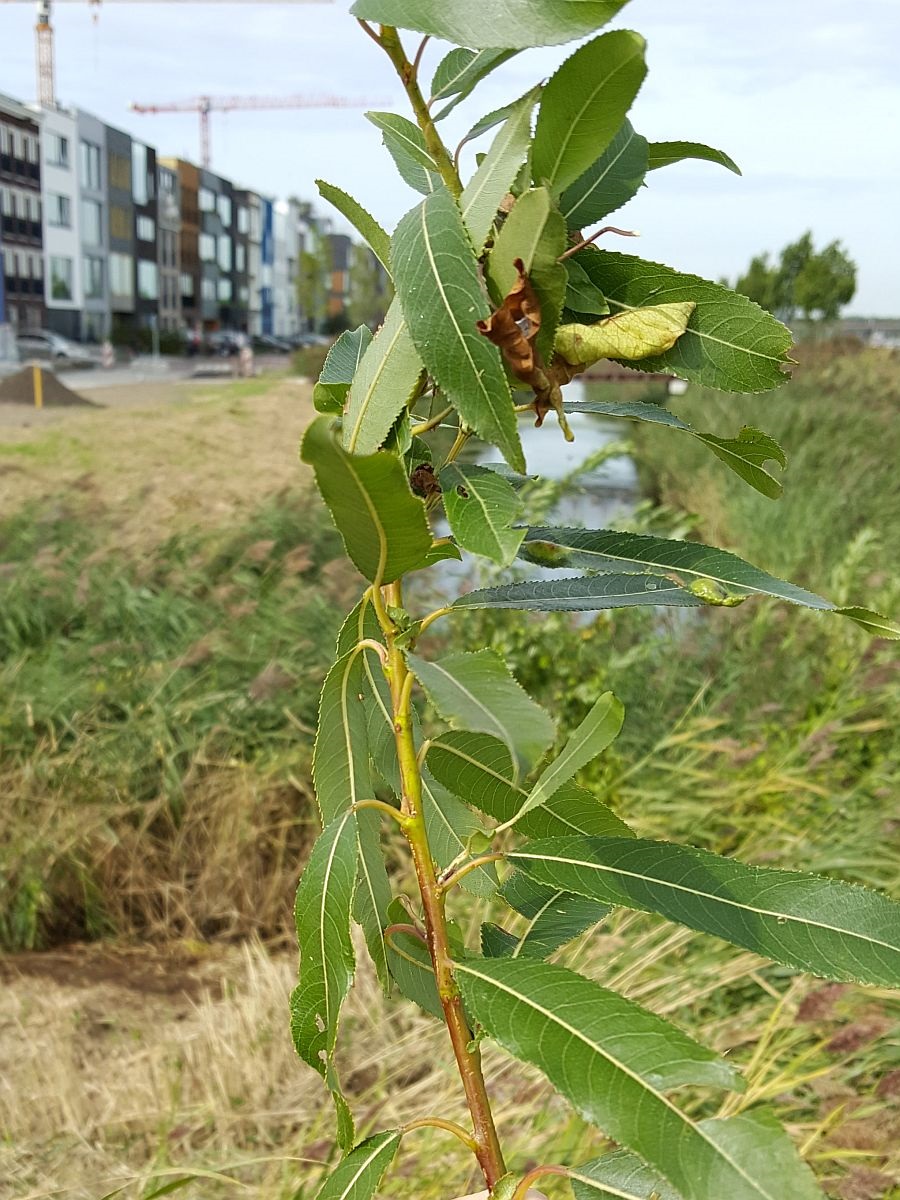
[157,161,181,333]
[77,109,110,341]
[39,104,83,339]
[132,139,159,331]
[0,93,44,332]
[106,124,135,337]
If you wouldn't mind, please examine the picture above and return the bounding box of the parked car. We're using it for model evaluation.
[204,330,248,357]
[16,331,99,369]
[0,323,21,379]
[251,333,293,354]
[289,331,331,348]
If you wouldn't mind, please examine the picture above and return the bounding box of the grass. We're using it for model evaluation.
[1,351,899,1200]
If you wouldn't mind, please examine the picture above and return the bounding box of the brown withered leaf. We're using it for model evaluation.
[477,257,543,385]
[410,463,442,500]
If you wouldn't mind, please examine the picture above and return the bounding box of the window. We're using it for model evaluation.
[199,233,216,262]
[159,168,176,194]
[82,198,102,245]
[239,285,249,304]
[201,277,216,301]
[137,215,155,242]
[80,140,101,190]
[47,193,71,227]
[0,187,10,216]
[198,187,216,212]
[180,272,194,297]
[217,235,231,272]
[237,206,249,235]
[137,260,158,300]
[83,255,104,299]
[28,193,41,222]
[46,133,69,167]
[235,243,246,272]
[131,142,148,205]
[50,256,73,301]
[32,251,44,279]
[217,277,232,302]
[217,194,232,226]
[108,151,130,191]
[109,252,134,301]
[25,135,39,164]
[110,205,131,241]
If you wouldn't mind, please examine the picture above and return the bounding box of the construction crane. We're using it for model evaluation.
[4,1,334,109]
[130,93,379,169]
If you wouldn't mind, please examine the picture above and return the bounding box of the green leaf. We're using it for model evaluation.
[510,836,900,987]
[574,250,794,393]
[342,299,424,455]
[386,897,443,1018]
[518,527,900,635]
[555,303,696,365]
[315,180,392,273]
[565,259,610,316]
[500,871,610,959]
[392,187,524,471]
[426,730,632,839]
[352,807,392,994]
[452,573,706,613]
[487,186,568,364]
[570,1149,685,1199]
[532,31,647,197]
[313,646,372,826]
[647,141,741,176]
[407,649,555,772]
[313,325,373,414]
[455,89,541,157]
[440,463,525,566]
[290,810,358,1146]
[560,119,649,229]
[455,957,825,1200]
[366,112,440,195]
[301,416,457,584]
[563,400,786,499]
[350,0,630,50]
[482,922,520,957]
[507,692,623,827]
[431,48,518,120]
[460,93,535,250]
[313,1129,402,1200]
[421,768,498,897]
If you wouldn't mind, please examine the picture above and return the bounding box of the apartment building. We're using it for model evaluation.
[157,161,181,333]
[77,110,109,342]
[39,104,83,338]
[0,93,44,332]
[132,139,159,331]
[106,124,135,335]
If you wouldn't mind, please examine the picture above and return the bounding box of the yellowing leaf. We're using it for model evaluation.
[555,302,695,366]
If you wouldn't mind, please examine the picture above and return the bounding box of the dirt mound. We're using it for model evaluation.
[0,365,100,407]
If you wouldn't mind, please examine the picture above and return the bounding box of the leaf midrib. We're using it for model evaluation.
[605,295,783,366]
[320,810,354,1044]
[345,312,409,453]
[562,123,639,220]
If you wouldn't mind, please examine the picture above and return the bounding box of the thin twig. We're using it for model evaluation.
[439,854,506,893]
[403,1116,480,1155]
[558,225,640,261]
[411,34,431,78]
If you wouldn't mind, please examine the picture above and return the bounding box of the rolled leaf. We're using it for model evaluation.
[510,836,900,987]
[563,400,786,498]
[316,180,392,273]
[518,527,900,635]
[313,325,373,414]
[301,416,457,584]
[560,119,649,229]
[647,141,741,176]
[313,1129,402,1200]
[407,649,555,771]
[454,957,826,1200]
[350,0,630,50]
[532,31,647,196]
[487,186,568,364]
[459,92,535,250]
[555,303,696,365]
[574,250,793,393]
[342,299,424,455]
[291,810,358,1148]
[440,463,525,566]
[452,573,705,612]
[366,112,440,195]
[392,187,524,471]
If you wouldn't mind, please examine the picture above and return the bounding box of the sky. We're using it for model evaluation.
[1,0,898,314]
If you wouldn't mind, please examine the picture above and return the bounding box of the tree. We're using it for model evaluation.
[348,243,391,328]
[296,230,331,332]
[296,9,900,1200]
[735,232,856,322]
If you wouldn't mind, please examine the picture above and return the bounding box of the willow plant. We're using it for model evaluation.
[291,6,900,1199]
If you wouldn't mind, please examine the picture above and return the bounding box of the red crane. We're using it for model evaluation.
[129,93,379,170]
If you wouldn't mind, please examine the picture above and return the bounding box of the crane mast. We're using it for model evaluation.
[35,0,55,107]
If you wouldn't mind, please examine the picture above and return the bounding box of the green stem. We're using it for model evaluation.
[376,25,463,197]
[385,579,507,1189]
[511,1165,570,1200]
[402,1115,480,1156]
